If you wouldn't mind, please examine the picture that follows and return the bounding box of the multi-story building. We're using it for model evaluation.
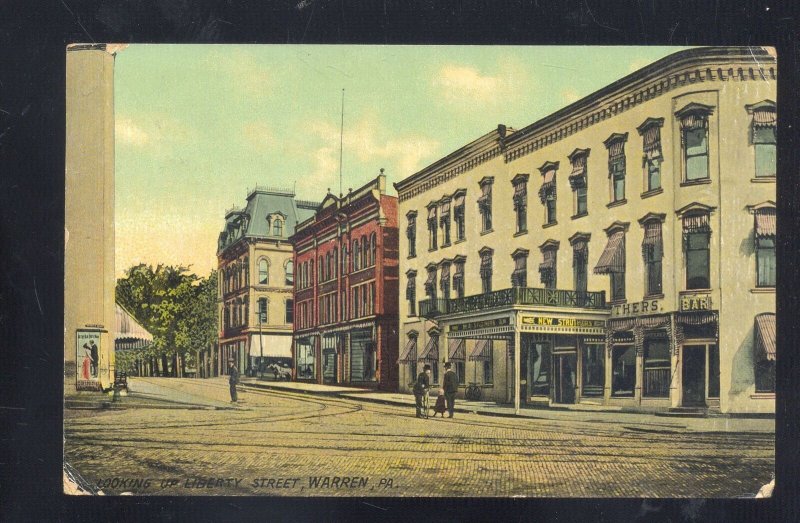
[216,187,318,377]
[290,174,400,390]
[395,47,776,415]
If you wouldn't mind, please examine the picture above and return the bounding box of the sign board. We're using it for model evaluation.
[680,293,712,312]
[76,330,101,387]
[611,299,663,317]
[449,317,510,333]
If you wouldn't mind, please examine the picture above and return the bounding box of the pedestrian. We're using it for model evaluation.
[442,361,458,418]
[228,359,239,403]
[412,364,431,418]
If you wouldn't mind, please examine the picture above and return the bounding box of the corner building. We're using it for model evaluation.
[395,47,776,414]
[290,174,399,390]
[216,188,318,377]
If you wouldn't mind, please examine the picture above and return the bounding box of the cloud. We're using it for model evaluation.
[242,122,274,150]
[115,113,193,149]
[204,48,271,97]
[116,117,151,146]
[560,88,581,105]
[432,59,532,111]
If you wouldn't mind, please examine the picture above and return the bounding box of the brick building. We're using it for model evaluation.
[290,174,400,390]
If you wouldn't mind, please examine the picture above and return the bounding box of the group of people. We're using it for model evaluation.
[412,361,458,419]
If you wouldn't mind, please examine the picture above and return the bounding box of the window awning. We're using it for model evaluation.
[755,210,776,238]
[469,339,492,362]
[405,277,416,300]
[753,108,777,128]
[115,303,153,350]
[453,193,465,206]
[594,231,625,274]
[538,249,555,273]
[642,125,662,155]
[448,339,466,360]
[440,263,450,285]
[682,213,710,233]
[418,337,439,362]
[680,113,708,130]
[641,221,663,257]
[398,337,417,363]
[249,334,292,358]
[572,241,588,266]
[755,313,776,362]
[538,168,556,203]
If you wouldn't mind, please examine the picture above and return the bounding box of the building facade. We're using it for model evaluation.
[395,47,776,415]
[290,174,400,390]
[216,187,318,377]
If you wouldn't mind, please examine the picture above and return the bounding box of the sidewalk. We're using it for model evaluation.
[240,377,775,434]
[65,379,238,411]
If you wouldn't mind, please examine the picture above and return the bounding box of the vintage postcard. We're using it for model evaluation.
[63,44,775,497]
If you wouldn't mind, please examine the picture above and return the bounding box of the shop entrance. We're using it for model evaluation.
[552,352,577,404]
[682,345,706,406]
[521,338,551,403]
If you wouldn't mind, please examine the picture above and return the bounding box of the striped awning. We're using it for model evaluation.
[642,221,663,257]
[539,249,556,274]
[755,210,776,238]
[568,155,587,189]
[680,113,708,130]
[594,231,625,274]
[469,339,492,362]
[398,337,417,363]
[642,125,662,154]
[753,108,777,128]
[115,303,153,350]
[572,240,588,266]
[448,339,466,360]
[755,313,776,362]
[418,337,439,362]
[538,168,556,203]
[607,140,625,158]
[682,213,710,233]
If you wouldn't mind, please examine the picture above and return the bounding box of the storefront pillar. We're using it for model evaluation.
[513,318,521,415]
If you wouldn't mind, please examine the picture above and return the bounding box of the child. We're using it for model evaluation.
[431,388,447,417]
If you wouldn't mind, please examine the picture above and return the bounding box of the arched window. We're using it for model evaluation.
[243,257,249,286]
[318,256,324,282]
[333,247,338,276]
[361,235,368,268]
[353,240,361,271]
[273,219,283,237]
[258,258,269,284]
[309,260,314,285]
[326,252,332,281]
[341,245,348,275]
[220,268,226,294]
[285,260,294,286]
[370,232,377,266]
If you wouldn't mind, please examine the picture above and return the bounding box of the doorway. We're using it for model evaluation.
[552,352,577,404]
[682,345,706,406]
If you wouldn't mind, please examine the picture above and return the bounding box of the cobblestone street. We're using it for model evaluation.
[63,378,774,497]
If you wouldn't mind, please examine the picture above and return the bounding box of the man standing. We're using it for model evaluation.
[228,359,239,403]
[442,361,458,418]
[412,364,431,418]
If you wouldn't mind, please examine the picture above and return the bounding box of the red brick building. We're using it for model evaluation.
[290,173,399,390]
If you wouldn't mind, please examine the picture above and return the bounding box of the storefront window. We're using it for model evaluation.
[531,343,550,396]
[581,344,604,396]
[643,338,670,397]
[611,345,636,396]
[708,344,720,398]
[296,341,315,379]
[456,361,466,385]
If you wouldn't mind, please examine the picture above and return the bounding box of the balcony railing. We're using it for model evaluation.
[419,286,607,318]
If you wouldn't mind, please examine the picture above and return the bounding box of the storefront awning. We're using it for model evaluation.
[594,231,625,274]
[755,313,776,361]
[755,210,776,238]
[249,334,292,358]
[418,337,439,362]
[115,303,153,350]
[447,339,466,361]
[398,337,417,363]
[468,339,492,362]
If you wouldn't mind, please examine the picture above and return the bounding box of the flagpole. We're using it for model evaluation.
[339,88,344,198]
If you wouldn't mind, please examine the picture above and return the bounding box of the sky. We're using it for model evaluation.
[114,45,690,278]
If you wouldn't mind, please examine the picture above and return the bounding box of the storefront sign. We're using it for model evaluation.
[449,317,510,333]
[611,299,662,317]
[680,293,712,312]
[521,316,605,328]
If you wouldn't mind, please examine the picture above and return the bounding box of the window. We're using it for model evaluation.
[581,344,604,396]
[482,341,493,384]
[453,191,466,241]
[538,242,558,290]
[570,234,589,297]
[406,211,417,258]
[512,174,528,234]
[637,118,664,192]
[361,235,368,268]
[257,297,268,324]
[341,245,348,275]
[538,162,557,225]
[677,104,713,182]
[642,336,670,397]
[756,238,776,287]
[611,344,635,396]
[272,219,283,237]
[568,149,589,217]
[353,240,361,271]
[282,299,292,324]
[406,271,417,316]
[453,258,465,298]
[425,265,437,301]
[332,248,338,277]
[309,260,314,287]
[440,199,451,247]
[754,313,775,393]
[439,262,451,299]
[427,205,438,251]
[746,101,776,178]
[258,258,269,284]
[604,133,627,203]
[640,216,664,296]
[296,341,315,379]
[531,343,550,395]
[456,362,466,385]
[511,249,528,288]
[284,260,293,286]
[478,177,493,232]
[370,233,377,266]
[595,224,627,302]
[682,212,711,290]
[479,248,493,294]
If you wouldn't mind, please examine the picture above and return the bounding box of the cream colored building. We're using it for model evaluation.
[395,47,776,415]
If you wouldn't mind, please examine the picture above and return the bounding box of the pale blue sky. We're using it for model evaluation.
[114,45,690,277]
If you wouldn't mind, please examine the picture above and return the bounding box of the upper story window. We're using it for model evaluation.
[332,247,339,276]
[453,190,466,242]
[370,233,377,266]
[637,118,664,193]
[424,264,437,300]
[676,102,713,183]
[512,173,529,234]
[406,270,417,316]
[746,101,777,179]
[285,299,294,324]
[273,219,283,236]
[680,206,713,290]
[478,177,493,233]
[353,239,361,271]
[538,240,559,290]
[639,214,665,297]
[595,222,628,302]
[440,261,451,299]
[439,198,451,247]
[258,258,269,284]
[568,148,590,218]
[604,133,628,203]
[538,162,558,225]
[257,297,268,324]
[479,247,494,294]
[427,204,438,251]
[341,244,348,275]
[285,260,294,286]
[318,255,324,282]
[511,248,529,288]
[406,211,417,258]
[309,260,314,287]
[569,232,590,295]
[751,204,776,287]
[361,234,369,268]
[453,256,466,298]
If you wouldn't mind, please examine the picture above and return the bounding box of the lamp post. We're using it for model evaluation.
[259,303,264,379]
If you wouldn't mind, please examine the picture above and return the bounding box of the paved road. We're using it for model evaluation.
[63,377,774,497]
